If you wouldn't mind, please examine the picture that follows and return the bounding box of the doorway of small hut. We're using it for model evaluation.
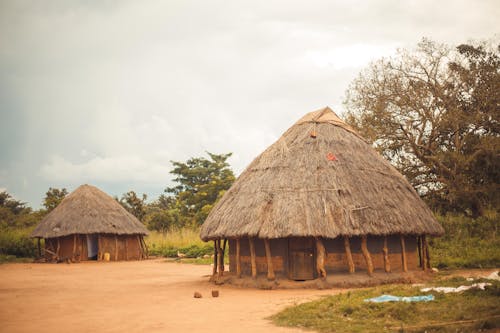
[288,237,316,280]
[86,235,98,260]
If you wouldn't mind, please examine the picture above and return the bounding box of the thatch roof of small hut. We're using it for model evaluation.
[200,107,444,241]
[31,184,148,238]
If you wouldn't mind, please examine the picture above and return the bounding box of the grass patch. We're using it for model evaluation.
[430,212,499,269]
[164,257,214,265]
[270,280,500,332]
[0,254,33,264]
[146,229,213,258]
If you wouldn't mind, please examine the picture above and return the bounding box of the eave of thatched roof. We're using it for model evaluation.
[31,184,148,238]
[200,107,444,241]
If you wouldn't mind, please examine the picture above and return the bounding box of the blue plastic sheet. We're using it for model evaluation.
[364,294,435,303]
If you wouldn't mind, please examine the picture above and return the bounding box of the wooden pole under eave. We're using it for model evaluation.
[217,240,224,278]
[212,240,218,277]
[236,238,241,278]
[383,236,391,273]
[221,239,227,273]
[140,236,149,259]
[56,238,60,260]
[114,235,118,261]
[37,238,41,258]
[264,239,275,281]
[249,237,257,279]
[400,235,408,272]
[125,236,129,261]
[136,235,142,260]
[361,235,374,276]
[72,234,77,261]
[343,236,355,273]
[315,238,327,279]
[422,235,430,270]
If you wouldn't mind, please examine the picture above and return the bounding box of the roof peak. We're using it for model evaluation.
[295,106,345,125]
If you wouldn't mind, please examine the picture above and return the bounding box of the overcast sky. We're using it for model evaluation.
[0,1,498,208]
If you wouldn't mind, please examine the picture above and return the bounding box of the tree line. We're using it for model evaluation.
[0,152,235,233]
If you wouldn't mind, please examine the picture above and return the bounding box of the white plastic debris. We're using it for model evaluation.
[485,271,499,281]
[421,282,491,293]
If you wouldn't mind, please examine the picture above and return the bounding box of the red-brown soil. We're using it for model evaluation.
[0,259,335,333]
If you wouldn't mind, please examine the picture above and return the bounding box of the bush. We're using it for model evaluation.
[0,228,37,258]
[430,211,499,269]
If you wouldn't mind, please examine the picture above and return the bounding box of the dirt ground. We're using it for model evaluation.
[0,259,337,333]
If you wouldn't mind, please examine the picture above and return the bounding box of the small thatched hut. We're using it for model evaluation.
[200,107,444,281]
[31,184,148,262]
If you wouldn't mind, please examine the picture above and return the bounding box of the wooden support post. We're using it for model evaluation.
[125,237,128,261]
[136,235,142,260]
[217,240,224,278]
[315,238,327,279]
[140,236,149,259]
[236,238,241,278]
[417,236,423,267]
[249,237,257,279]
[114,235,118,261]
[361,235,374,276]
[343,236,355,273]
[72,234,77,261]
[37,238,41,258]
[78,236,83,261]
[422,235,430,270]
[212,240,218,276]
[383,236,391,273]
[97,235,101,261]
[56,238,60,260]
[221,239,227,273]
[264,239,275,281]
[400,235,408,272]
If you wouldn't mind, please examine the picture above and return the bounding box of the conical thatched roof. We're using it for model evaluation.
[31,184,148,238]
[200,107,444,241]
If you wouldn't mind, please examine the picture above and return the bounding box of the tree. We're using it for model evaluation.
[43,187,68,212]
[165,152,235,226]
[344,38,499,216]
[118,191,147,222]
[0,191,27,215]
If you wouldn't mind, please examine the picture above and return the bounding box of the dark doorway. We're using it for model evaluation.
[288,237,316,280]
[86,235,98,260]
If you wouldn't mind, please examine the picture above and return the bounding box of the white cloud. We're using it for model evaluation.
[304,44,398,70]
[40,154,169,184]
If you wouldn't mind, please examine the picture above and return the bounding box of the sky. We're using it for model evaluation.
[0,0,498,208]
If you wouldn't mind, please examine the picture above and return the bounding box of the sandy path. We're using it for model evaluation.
[0,259,336,333]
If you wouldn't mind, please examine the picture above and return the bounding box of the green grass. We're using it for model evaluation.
[0,254,33,264]
[430,211,499,269]
[271,279,500,332]
[146,229,213,258]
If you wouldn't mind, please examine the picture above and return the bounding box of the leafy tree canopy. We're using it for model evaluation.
[118,191,148,222]
[344,38,499,216]
[165,152,235,226]
[43,187,68,213]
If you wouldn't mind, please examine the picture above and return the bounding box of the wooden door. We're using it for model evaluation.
[288,238,316,280]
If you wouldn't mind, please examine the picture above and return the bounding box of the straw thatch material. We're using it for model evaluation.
[200,107,444,241]
[31,184,148,238]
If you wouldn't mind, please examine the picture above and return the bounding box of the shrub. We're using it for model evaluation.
[0,228,37,258]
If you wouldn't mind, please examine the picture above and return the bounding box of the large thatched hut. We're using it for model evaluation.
[200,107,444,282]
[31,184,148,262]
